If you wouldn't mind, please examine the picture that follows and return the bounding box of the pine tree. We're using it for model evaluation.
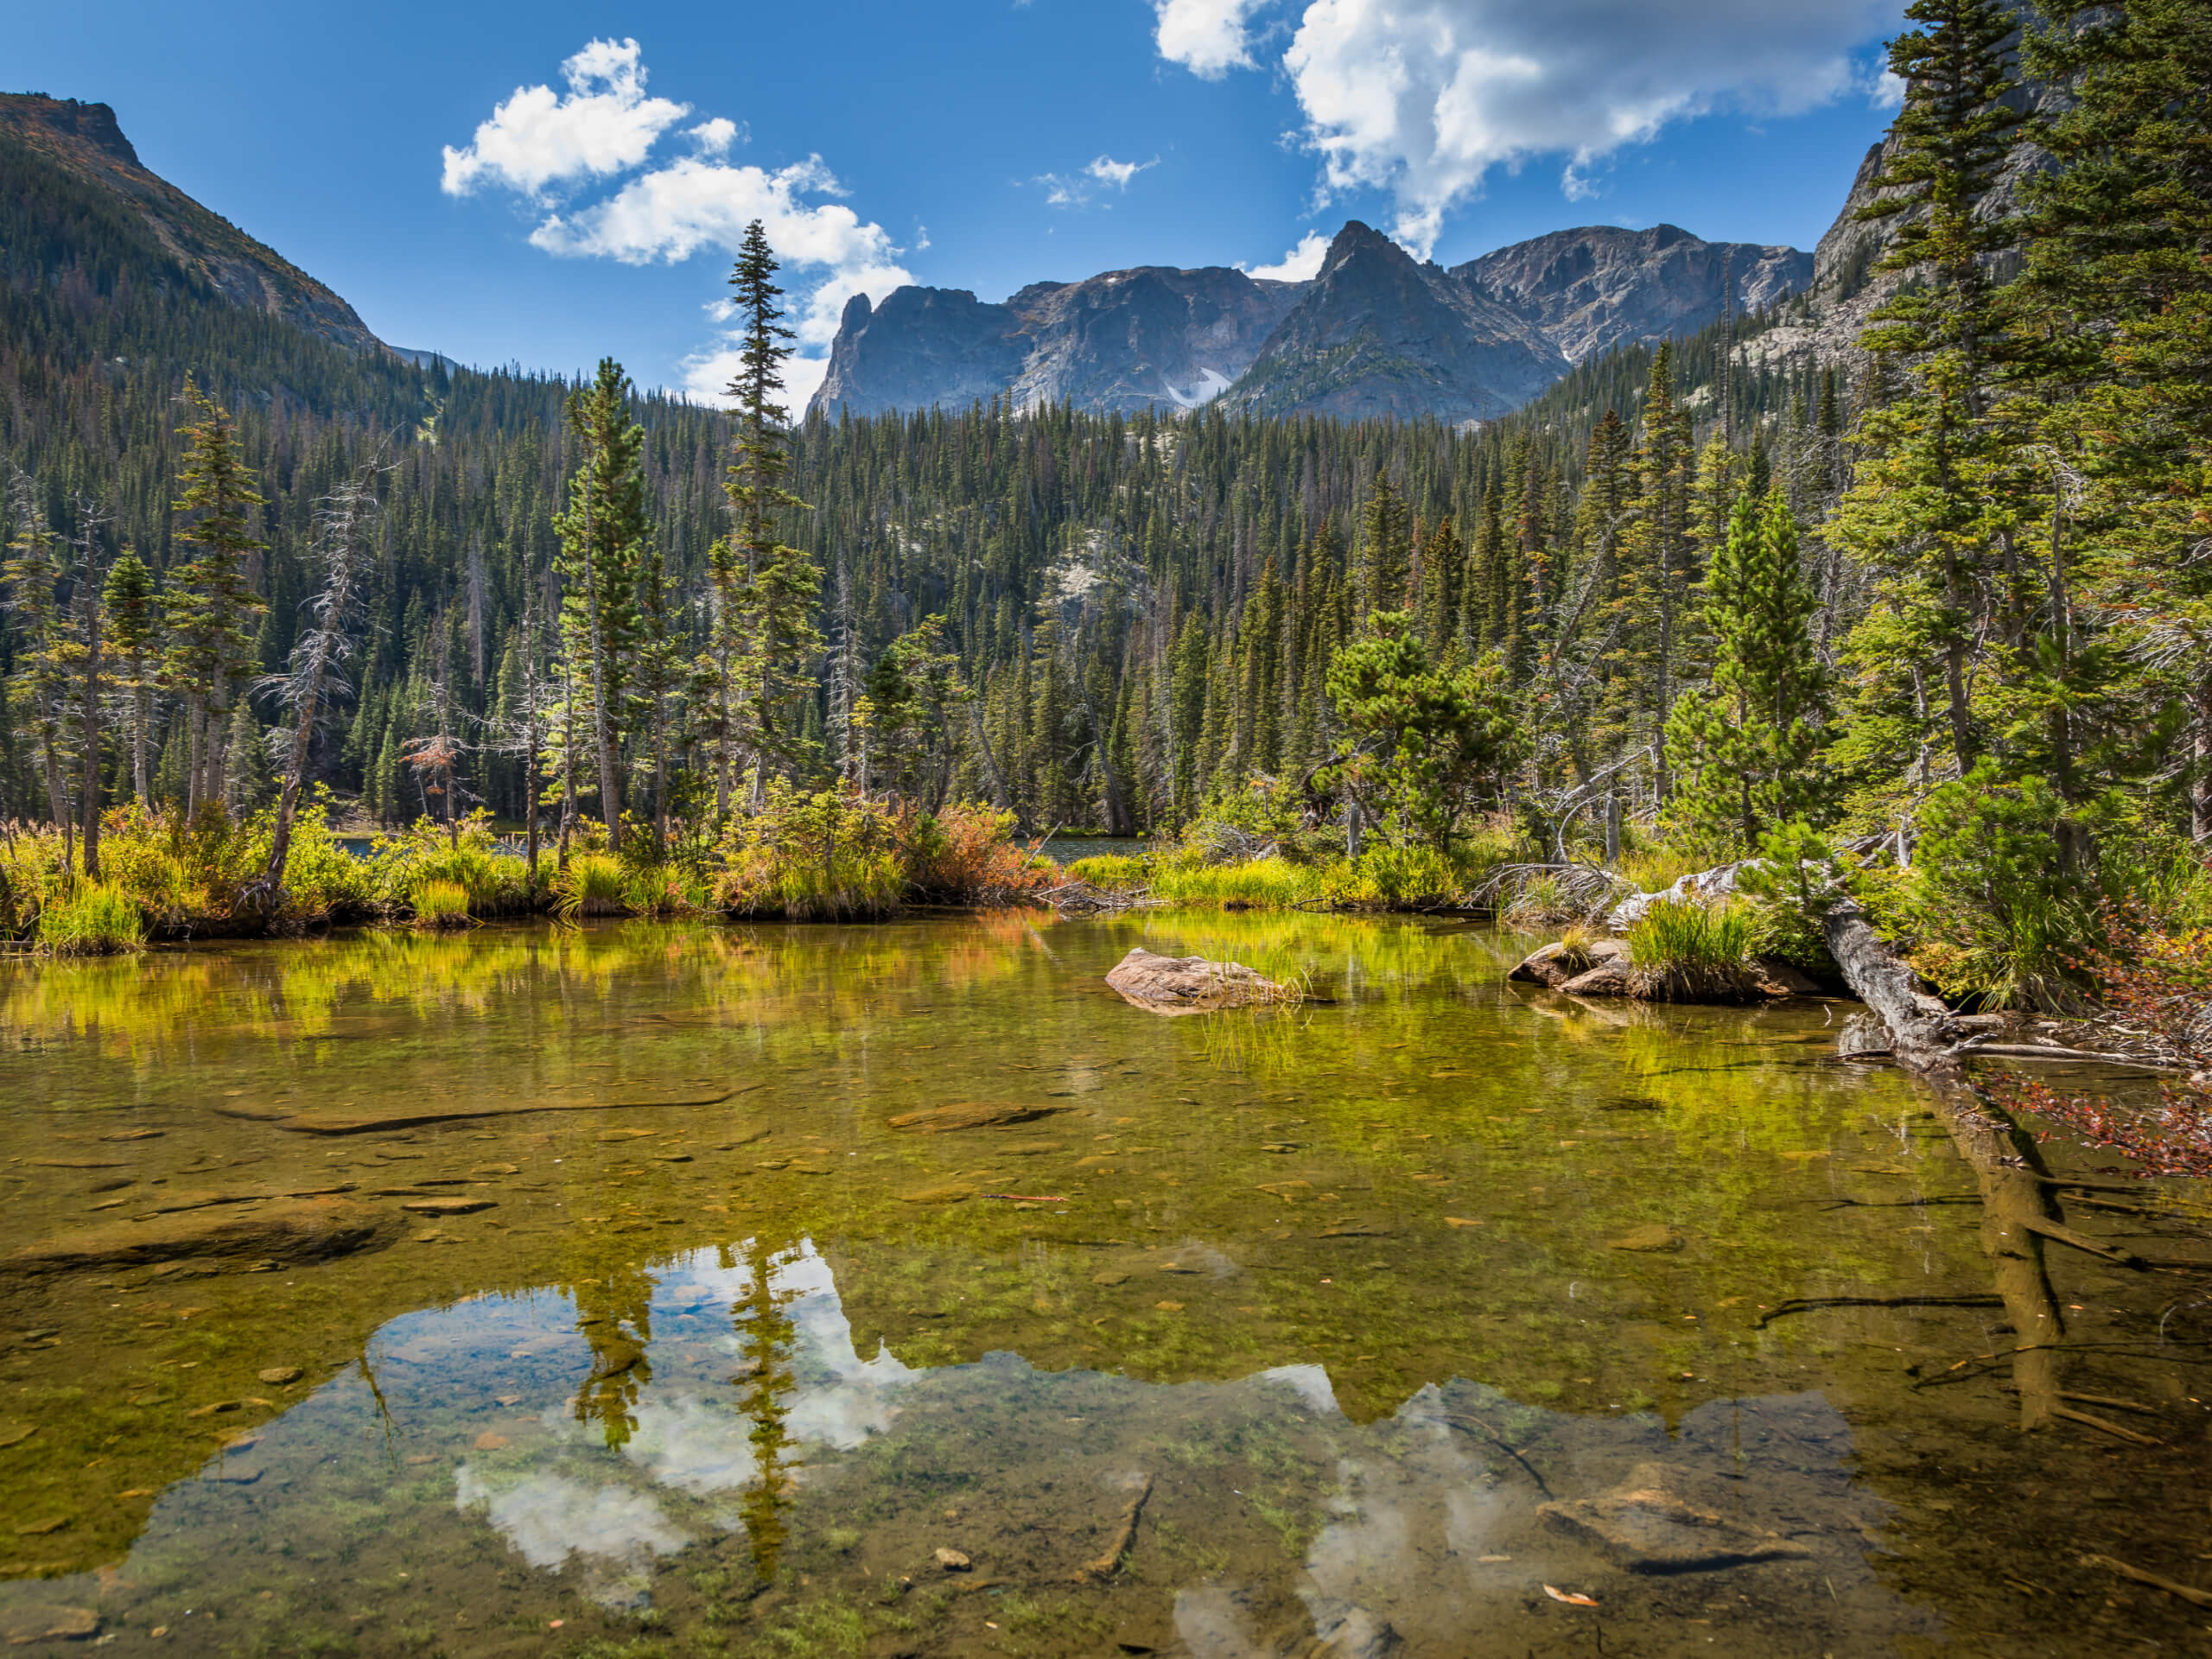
[102,548,158,804]
[717,221,820,807]
[165,377,268,817]
[2024,0,2212,833]
[2,472,73,851]
[1668,488,1831,852]
[553,359,649,849]
[1828,0,2027,782]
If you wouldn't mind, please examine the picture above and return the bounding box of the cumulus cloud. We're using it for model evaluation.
[1157,1,1898,256]
[1243,230,1329,282]
[688,117,742,155]
[1154,0,1267,78]
[442,37,690,197]
[446,40,913,408]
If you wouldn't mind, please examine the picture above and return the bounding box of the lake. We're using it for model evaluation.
[0,913,2202,1655]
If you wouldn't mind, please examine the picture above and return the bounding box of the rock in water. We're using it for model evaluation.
[1606,1224,1683,1253]
[1539,1465,1812,1573]
[5,1197,402,1275]
[1104,947,1286,1015]
[0,1603,98,1643]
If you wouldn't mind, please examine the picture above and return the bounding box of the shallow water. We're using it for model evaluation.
[0,913,2205,1657]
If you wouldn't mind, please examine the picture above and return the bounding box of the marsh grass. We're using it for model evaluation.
[555,852,632,922]
[35,881,145,955]
[406,876,473,929]
[1624,897,1763,1002]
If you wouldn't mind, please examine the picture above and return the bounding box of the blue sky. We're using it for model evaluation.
[16,1,1907,405]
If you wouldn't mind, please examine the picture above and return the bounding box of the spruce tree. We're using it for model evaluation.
[1828,0,2026,782]
[716,221,820,806]
[552,359,648,848]
[102,548,158,804]
[166,377,268,817]
[1668,488,1832,852]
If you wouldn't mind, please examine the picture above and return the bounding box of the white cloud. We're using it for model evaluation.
[1161,1,1898,257]
[1086,155,1157,189]
[1037,155,1159,210]
[1243,230,1329,281]
[688,117,741,155]
[448,41,913,410]
[442,37,690,197]
[1154,0,1268,79]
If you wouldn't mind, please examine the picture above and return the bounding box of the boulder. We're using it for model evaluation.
[5,1197,402,1275]
[1559,963,1638,998]
[1510,938,1627,988]
[1104,947,1287,1015]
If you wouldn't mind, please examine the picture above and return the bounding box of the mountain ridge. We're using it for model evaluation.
[0,91,385,356]
[810,216,1815,424]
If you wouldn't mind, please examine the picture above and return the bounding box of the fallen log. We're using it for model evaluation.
[1820,894,2069,1432]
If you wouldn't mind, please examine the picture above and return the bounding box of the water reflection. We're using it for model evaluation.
[11,1239,1941,1655]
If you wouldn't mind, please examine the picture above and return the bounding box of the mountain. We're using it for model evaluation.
[814,264,1304,419]
[810,219,1812,424]
[0,92,385,354]
[1225,221,1566,423]
[1455,225,1811,365]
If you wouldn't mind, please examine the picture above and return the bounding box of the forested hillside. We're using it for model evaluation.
[3,0,2209,1015]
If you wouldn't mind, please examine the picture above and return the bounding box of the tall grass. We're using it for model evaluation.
[35,882,146,955]
[408,876,473,930]
[1625,898,1761,1001]
[554,853,632,922]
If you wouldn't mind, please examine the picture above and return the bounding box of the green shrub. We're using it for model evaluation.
[714,785,903,919]
[35,882,146,955]
[1884,763,2107,1011]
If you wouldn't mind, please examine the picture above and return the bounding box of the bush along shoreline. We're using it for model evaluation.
[0,793,1062,951]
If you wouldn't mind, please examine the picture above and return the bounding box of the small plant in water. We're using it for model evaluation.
[555,852,632,922]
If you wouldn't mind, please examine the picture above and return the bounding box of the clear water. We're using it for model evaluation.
[0,913,2204,1656]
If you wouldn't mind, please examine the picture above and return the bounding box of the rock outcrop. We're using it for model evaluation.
[1104,947,1287,1015]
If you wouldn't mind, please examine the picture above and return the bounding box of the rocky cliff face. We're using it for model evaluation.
[811,215,1816,423]
[1227,221,1567,423]
[1457,225,1812,365]
[0,93,385,354]
[1006,266,1304,414]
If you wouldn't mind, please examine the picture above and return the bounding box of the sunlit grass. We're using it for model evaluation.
[34,881,145,955]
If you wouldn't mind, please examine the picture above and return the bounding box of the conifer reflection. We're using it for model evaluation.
[569,1261,658,1448]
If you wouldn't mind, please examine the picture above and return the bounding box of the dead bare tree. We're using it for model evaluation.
[257,455,386,899]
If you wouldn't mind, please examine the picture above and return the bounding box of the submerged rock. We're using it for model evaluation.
[5,1197,402,1275]
[1539,1464,1813,1573]
[887,1102,1070,1133]
[0,1603,98,1643]
[1103,947,1287,1015]
[1606,1224,1683,1252]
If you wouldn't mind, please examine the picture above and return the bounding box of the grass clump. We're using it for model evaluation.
[554,851,632,921]
[407,876,473,929]
[1064,852,1148,889]
[1625,897,1762,1001]
[34,882,145,955]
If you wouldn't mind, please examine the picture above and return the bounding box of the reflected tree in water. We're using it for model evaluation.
[728,1235,802,1583]
[569,1260,658,1449]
